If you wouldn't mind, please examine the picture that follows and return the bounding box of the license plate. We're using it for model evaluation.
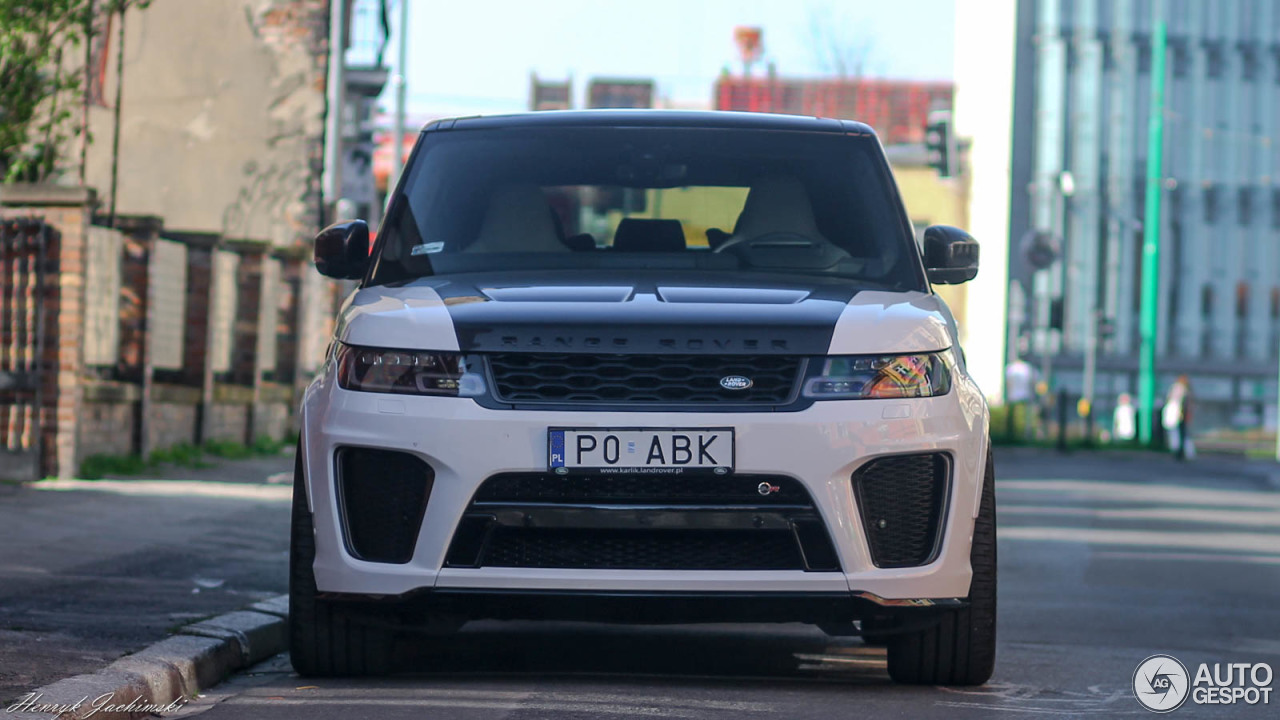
[548,428,734,474]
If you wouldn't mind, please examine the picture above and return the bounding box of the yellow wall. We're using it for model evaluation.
[893,165,971,328]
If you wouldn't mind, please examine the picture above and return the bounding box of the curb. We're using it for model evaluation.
[10,596,289,720]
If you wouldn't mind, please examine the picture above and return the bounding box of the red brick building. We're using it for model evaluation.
[714,77,953,145]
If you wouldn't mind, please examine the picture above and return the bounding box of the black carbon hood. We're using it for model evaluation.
[415,270,862,355]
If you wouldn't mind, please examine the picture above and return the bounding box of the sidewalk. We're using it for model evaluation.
[0,453,294,705]
[995,445,1280,492]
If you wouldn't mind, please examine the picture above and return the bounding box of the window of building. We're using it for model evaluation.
[1271,188,1280,229]
[1238,186,1253,226]
[1273,288,1280,359]
[1241,44,1260,82]
[1200,284,1215,356]
[1203,185,1219,224]
[1236,282,1250,357]
[1171,41,1190,79]
[1206,43,1225,79]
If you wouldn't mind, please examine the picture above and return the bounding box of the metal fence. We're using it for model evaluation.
[0,218,51,480]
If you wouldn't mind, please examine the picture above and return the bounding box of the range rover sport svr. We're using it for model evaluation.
[293,110,996,685]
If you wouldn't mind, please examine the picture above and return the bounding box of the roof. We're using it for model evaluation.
[423,109,876,136]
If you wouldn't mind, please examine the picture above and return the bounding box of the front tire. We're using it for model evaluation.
[886,451,997,685]
[289,447,393,676]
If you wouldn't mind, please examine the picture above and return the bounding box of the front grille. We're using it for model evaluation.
[853,453,949,568]
[474,472,810,506]
[336,448,433,564]
[482,528,804,570]
[446,472,841,572]
[485,353,802,405]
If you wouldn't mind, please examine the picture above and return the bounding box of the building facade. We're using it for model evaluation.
[1009,0,1280,430]
[714,77,954,145]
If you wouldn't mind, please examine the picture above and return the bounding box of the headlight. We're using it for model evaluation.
[334,344,484,396]
[802,352,952,400]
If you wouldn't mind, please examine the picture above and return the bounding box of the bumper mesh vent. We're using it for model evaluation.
[474,472,810,506]
[337,448,433,564]
[447,472,841,572]
[482,528,804,570]
[485,353,801,405]
[852,453,949,568]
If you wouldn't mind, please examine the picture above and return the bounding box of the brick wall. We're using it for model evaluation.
[231,251,264,386]
[147,402,198,451]
[1,196,91,478]
[182,248,212,387]
[206,403,249,443]
[252,402,291,443]
[116,231,151,376]
[79,401,136,459]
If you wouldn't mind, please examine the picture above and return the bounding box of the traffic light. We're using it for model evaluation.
[924,110,956,178]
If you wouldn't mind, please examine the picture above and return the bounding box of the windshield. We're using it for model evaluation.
[368,125,923,289]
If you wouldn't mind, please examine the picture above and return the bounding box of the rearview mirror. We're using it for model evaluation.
[314,220,370,280]
[923,225,979,285]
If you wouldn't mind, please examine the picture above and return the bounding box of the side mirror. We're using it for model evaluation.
[923,225,979,284]
[314,220,370,280]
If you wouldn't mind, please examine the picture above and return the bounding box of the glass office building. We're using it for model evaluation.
[1009,0,1280,429]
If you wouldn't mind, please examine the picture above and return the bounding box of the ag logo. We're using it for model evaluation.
[1134,654,1190,713]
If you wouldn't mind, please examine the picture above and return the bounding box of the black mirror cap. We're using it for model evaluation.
[923,225,979,285]
[314,220,371,280]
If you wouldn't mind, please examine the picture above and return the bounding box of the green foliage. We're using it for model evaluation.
[201,439,253,460]
[79,432,291,479]
[147,442,209,469]
[0,0,149,183]
[79,452,148,479]
[250,434,289,456]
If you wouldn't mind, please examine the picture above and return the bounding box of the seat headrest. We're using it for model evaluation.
[467,184,566,253]
[733,175,823,241]
[613,218,686,252]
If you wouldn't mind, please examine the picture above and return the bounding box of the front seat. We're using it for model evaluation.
[716,175,831,251]
[466,184,568,253]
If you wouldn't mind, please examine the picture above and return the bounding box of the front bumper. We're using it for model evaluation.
[301,365,989,602]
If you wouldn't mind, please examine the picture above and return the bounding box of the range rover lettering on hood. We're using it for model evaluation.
[492,334,793,352]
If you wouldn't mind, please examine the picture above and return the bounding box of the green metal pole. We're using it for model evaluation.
[1138,20,1167,446]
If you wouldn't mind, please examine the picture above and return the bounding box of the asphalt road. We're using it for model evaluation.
[0,454,294,703]
[167,449,1280,719]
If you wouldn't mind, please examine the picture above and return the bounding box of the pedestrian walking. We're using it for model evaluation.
[1162,376,1194,460]
[1004,358,1037,440]
[1112,393,1136,442]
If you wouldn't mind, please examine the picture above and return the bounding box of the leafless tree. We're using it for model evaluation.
[806,4,876,79]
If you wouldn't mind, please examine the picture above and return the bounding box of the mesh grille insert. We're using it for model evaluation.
[447,473,842,572]
[853,453,949,568]
[337,448,433,564]
[473,472,810,506]
[485,353,801,404]
[482,528,804,570]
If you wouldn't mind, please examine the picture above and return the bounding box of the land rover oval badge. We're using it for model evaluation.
[719,375,753,390]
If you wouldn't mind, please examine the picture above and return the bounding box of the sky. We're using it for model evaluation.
[374,0,956,119]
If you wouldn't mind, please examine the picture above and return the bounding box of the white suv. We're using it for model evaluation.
[292,110,995,685]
